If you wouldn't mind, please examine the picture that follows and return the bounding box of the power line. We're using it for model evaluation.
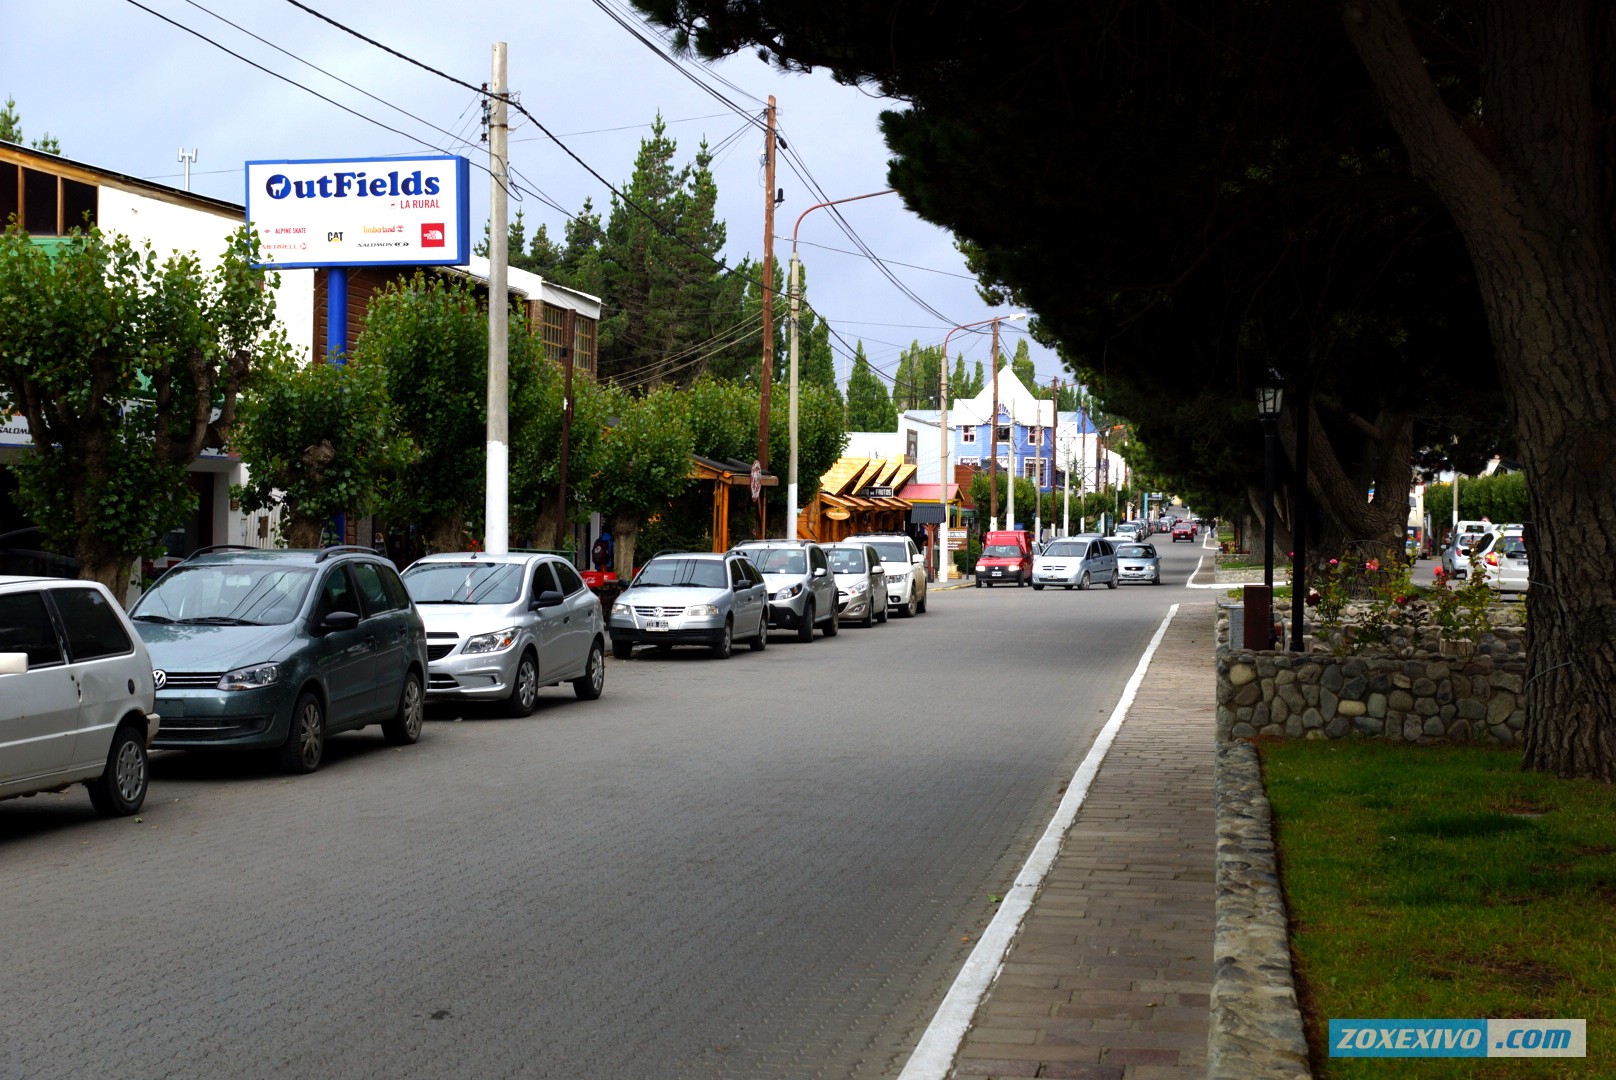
[779,235,980,281]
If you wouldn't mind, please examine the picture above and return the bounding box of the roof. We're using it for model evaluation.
[901,483,961,503]
[0,139,243,218]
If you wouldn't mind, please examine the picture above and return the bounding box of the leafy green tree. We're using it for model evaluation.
[892,340,941,410]
[952,356,985,400]
[0,98,59,154]
[232,353,409,547]
[845,342,896,431]
[0,225,283,592]
[356,275,498,552]
[594,384,696,574]
[509,340,614,548]
[1008,338,1037,392]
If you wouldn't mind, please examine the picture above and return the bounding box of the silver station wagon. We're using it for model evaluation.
[1032,536,1119,591]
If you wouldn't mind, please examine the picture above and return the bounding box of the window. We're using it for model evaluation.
[530,563,560,598]
[729,559,748,587]
[961,427,976,444]
[379,565,411,610]
[0,590,63,667]
[22,168,56,234]
[350,562,395,614]
[553,561,586,595]
[1024,458,1049,486]
[809,547,829,574]
[957,456,979,467]
[995,425,1011,444]
[1029,427,1042,446]
[51,587,133,660]
[315,567,357,621]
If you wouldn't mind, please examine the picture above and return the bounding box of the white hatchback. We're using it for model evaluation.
[0,576,160,816]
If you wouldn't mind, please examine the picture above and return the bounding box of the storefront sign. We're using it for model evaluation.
[244,155,471,269]
[861,485,895,499]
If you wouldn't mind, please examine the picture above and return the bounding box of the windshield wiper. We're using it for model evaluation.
[178,616,262,626]
[132,614,173,623]
[418,598,474,604]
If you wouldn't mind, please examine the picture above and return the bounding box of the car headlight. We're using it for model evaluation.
[611,603,630,617]
[846,580,868,595]
[218,662,279,691]
[463,627,519,654]
[975,562,987,571]
[684,604,720,617]
[773,583,803,600]
[888,568,909,581]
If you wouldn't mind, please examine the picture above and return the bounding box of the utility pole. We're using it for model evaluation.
[485,43,510,556]
[556,307,576,549]
[1058,378,1069,538]
[757,96,778,539]
[1078,385,1088,533]
[989,324,1000,530]
[178,148,197,192]
[938,325,951,583]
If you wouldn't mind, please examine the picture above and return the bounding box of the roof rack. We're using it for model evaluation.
[316,544,383,563]
[181,544,260,562]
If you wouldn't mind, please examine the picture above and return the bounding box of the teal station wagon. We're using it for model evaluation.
[131,545,427,773]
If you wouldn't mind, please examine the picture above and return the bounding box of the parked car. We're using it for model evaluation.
[1112,521,1147,543]
[0,527,81,578]
[841,533,928,617]
[0,576,159,816]
[975,529,1034,587]
[823,542,887,628]
[732,540,840,641]
[1032,536,1119,590]
[402,551,605,714]
[1114,541,1164,585]
[130,545,427,774]
[609,550,768,657]
[1171,521,1197,542]
[1440,527,1490,579]
[1477,530,1530,596]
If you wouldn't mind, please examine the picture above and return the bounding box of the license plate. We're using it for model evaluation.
[646,619,670,631]
[991,569,1004,576]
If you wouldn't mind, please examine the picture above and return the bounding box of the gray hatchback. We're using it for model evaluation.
[132,545,427,773]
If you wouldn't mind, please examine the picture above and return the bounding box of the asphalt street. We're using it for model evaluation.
[3,536,1207,1080]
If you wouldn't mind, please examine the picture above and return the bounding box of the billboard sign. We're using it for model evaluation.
[244,155,471,269]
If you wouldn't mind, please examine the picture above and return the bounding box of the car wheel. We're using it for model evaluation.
[975,579,983,588]
[711,619,733,659]
[797,601,815,642]
[573,639,605,699]
[277,691,325,774]
[1077,571,1090,591]
[612,638,633,660]
[917,589,927,613]
[86,723,147,817]
[1107,571,1119,589]
[823,606,839,637]
[901,589,917,617]
[1017,573,1026,587]
[503,650,540,716]
[1064,583,1074,591]
[876,599,889,623]
[862,600,875,629]
[750,617,769,650]
[382,671,424,745]
[1032,582,1045,591]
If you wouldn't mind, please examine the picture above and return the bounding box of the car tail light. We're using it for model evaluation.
[1486,552,1499,566]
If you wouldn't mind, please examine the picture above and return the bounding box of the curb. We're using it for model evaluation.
[1209,740,1313,1078]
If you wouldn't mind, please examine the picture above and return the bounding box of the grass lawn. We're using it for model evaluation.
[1259,739,1615,1077]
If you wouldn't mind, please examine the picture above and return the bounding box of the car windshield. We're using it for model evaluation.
[403,562,523,604]
[1500,537,1527,557]
[1118,544,1155,558]
[132,563,314,625]
[633,558,728,589]
[984,544,1022,558]
[827,548,866,573]
[866,542,910,563]
[750,548,807,575]
[1042,542,1087,558]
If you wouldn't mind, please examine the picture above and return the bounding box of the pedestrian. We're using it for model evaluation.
[591,532,612,573]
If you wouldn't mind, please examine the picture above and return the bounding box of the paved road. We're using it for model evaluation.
[3,539,1203,1080]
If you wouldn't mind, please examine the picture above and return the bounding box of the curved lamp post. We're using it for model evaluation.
[785,190,896,539]
[940,312,1025,581]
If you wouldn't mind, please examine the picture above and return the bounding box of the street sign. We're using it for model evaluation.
[750,459,763,501]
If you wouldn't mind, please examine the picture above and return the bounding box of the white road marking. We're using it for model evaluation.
[896,603,1182,1080]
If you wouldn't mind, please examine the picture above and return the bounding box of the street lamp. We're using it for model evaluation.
[1256,377,1284,591]
[941,312,1025,582]
[786,190,897,539]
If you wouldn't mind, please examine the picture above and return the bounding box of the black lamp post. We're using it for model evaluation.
[1256,380,1284,591]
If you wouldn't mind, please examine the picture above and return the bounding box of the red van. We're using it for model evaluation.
[975,530,1033,587]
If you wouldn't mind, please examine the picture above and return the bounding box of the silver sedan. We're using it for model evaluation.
[1114,542,1163,585]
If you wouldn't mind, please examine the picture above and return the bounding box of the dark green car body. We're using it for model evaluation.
[131,547,427,771]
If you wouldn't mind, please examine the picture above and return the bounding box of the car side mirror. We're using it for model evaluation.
[812,567,827,578]
[910,553,925,565]
[0,651,28,675]
[872,565,885,575]
[320,610,361,633]
[532,590,565,609]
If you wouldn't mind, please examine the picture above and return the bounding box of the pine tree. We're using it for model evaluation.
[893,340,941,410]
[845,342,896,431]
[0,98,59,154]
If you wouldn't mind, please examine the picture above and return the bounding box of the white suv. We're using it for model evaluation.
[0,576,160,816]
[842,533,928,618]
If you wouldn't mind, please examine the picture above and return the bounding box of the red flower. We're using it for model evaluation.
[1305,588,1322,607]
[1433,566,1446,578]
[1329,558,1339,567]
[1365,558,1381,572]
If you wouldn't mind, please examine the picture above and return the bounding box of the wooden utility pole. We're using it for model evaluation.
[485,42,510,555]
[756,96,778,538]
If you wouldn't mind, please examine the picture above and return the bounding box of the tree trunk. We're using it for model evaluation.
[422,515,466,554]
[612,510,640,579]
[285,514,323,549]
[81,550,133,605]
[1344,0,1616,779]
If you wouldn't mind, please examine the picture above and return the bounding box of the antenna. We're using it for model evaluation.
[177,148,198,192]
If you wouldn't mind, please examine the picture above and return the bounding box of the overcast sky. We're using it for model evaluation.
[5,0,1063,391]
